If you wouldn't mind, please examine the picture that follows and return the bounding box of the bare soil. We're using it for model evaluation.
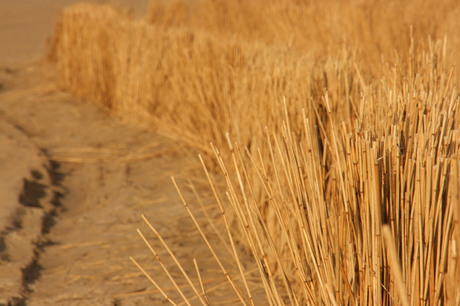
[0,1,262,305]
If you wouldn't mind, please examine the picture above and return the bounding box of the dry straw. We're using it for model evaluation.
[50,0,460,304]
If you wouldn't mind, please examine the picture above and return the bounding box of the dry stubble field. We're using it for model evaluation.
[2,0,460,305]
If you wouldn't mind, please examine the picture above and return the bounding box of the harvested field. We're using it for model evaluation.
[1,0,459,304]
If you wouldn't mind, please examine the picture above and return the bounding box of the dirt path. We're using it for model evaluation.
[0,65,187,304]
[0,56,262,306]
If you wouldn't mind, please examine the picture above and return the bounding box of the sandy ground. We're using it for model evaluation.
[0,1,263,305]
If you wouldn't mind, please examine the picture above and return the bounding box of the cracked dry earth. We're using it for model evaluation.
[0,63,263,305]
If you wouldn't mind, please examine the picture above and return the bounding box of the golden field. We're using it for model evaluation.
[50,0,459,304]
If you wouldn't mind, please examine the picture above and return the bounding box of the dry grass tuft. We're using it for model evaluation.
[147,0,460,78]
[50,0,460,304]
[49,3,132,109]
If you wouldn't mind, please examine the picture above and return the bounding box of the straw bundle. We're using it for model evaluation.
[50,0,460,304]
